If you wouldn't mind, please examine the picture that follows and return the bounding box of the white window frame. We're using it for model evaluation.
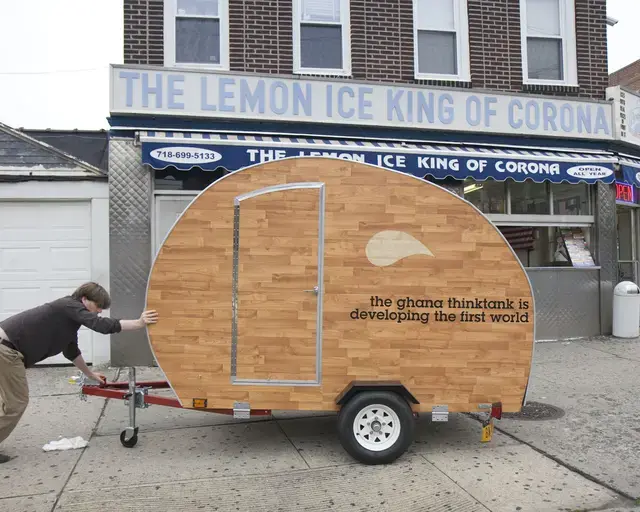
[292,0,352,76]
[163,0,230,70]
[412,0,470,82]
[519,0,577,86]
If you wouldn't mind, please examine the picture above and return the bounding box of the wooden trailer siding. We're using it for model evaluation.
[146,158,534,413]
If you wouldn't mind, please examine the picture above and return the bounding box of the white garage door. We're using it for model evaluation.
[0,201,94,365]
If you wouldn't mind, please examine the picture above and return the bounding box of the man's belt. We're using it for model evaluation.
[1,339,17,351]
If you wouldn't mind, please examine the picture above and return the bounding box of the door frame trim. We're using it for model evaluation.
[231,182,326,386]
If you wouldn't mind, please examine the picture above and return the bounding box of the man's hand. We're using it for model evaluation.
[140,310,158,325]
[90,372,107,385]
[120,310,159,331]
[72,354,106,385]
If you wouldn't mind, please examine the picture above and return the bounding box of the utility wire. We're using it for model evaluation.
[0,66,109,75]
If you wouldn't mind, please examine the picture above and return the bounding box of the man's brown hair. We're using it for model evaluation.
[71,282,112,309]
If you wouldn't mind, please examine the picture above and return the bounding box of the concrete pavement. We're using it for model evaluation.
[0,337,639,511]
[487,335,640,500]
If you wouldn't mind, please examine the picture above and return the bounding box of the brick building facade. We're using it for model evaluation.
[610,59,640,92]
[123,0,608,98]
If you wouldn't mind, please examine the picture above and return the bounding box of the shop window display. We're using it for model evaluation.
[498,225,596,268]
[551,182,591,215]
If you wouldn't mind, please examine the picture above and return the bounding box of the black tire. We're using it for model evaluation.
[337,391,415,465]
[120,428,139,448]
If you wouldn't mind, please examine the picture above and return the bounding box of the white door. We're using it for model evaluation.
[0,201,94,364]
[153,195,197,255]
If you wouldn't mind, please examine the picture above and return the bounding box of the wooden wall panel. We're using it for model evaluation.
[146,158,534,413]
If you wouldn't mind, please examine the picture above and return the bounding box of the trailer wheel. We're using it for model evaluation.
[120,428,139,448]
[337,391,415,465]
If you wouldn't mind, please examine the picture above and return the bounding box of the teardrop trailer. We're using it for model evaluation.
[80,156,535,465]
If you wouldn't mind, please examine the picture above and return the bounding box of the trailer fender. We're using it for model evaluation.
[335,381,420,407]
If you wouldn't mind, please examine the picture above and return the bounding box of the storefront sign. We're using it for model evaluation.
[141,139,616,184]
[620,158,640,188]
[112,65,614,140]
[608,86,640,148]
[616,181,635,203]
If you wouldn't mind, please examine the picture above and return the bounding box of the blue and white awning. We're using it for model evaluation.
[619,154,640,188]
[138,131,617,184]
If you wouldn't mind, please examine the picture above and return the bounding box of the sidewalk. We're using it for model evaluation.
[490,335,640,500]
[0,336,638,511]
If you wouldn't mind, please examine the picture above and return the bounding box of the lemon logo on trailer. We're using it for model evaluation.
[365,230,433,267]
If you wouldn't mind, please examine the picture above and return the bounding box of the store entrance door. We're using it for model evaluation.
[616,204,638,283]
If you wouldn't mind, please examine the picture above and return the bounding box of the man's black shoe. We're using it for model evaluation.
[0,453,11,463]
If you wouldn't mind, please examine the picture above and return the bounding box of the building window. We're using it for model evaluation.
[164,0,229,69]
[464,180,506,214]
[292,0,351,76]
[412,0,470,81]
[552,183,591,215]
[499,225,596,268]
[464,179,593,217]
[464,178,595,268]
[510,182,550,214]
[519,0,577,85]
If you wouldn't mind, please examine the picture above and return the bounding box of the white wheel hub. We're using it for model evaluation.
[352,404,401,451]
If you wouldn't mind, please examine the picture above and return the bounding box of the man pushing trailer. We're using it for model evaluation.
[0,282,158,463]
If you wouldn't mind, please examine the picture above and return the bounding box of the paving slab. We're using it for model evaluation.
[579,336,640,362]
[424,444,623,512]
[54,453,485,512]
[277,414,354,468]
[0,394,105,500]
[597,508,640,512]
[496,339,640,499]
[65,421,309,490]
[0,492,58,512]
[411,412,520,455]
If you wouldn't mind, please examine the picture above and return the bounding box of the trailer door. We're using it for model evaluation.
[231,182,325,386]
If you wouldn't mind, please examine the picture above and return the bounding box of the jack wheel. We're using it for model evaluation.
[120,428,139,448]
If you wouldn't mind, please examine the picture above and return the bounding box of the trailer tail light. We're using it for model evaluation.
[491,402,502,420]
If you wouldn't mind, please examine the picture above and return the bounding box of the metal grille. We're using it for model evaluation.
[108,138,156,366]
[528,268,600,340]
[596,182,616,335]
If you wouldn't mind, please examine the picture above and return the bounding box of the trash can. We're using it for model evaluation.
[612,281,640,338]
